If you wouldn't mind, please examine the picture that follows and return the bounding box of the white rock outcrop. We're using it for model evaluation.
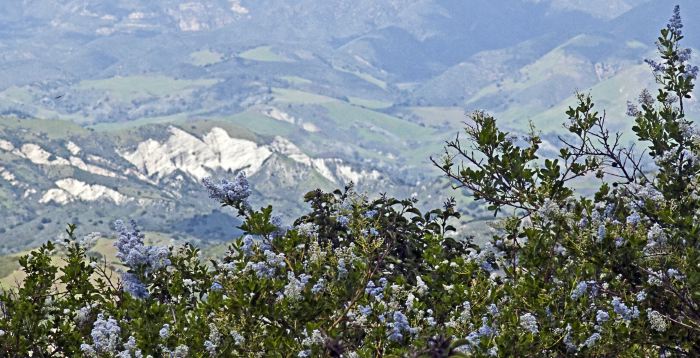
[270,137,337,183]
[335,163,381,184]
[39,179,128,205]
[270,137,313,166]
[269,136,380,184]
[69,156,122,178]
[17,143,70,166]
[119,126,272,181]
[301,122,320,133]
[0,139,14,152]
[65,141,81,155]
[0,141,121,179]
[261,107,320,132]
[263,107,296,124]
[230,0,249,14]
[0,166,19,186]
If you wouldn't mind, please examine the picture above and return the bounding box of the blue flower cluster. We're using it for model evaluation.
[487,304,499,317]
[202,172,251,207]
[477,317,494,336]
[519,313,538,334]
[647,309,668,332]
[337,258,348,278]
[688,63,699,80]
[596,224,606,242]
[578,217,589,228]
[81,314,120,354]
[626,101,641,117]
[210,282,223,291]
[562,325,576,352]
[204,324,221,357]
[337,215,350,227]
[626,212,641,226]
[667,5,683,35]
[465,316,495,347]
[582,332,602,348]
[365,278,388,300]
[283,272,311,300]
[636,290,647,302]
[570,281,588,300]
[645,59,666,75]
[595,310,610,324]
[121,272,149,299]
[159,324,170,339]
[311,278,325,294]
[246,250,286,278]
[614,237,625,247]
[666,268,684,280]
[240,235,257,256]
[358,305,372,316]
[387,311,415,342]
[611,297,640,321]
[270,216,289,239]
[679,48,692,63]
[666,268,683,280]
[646,223,666,249]
[170,345,190,357]
[114,220,170,272]
[647,5,699,80]
[204,340,217,356]
[113,220,170,298]
[638,89,654,107]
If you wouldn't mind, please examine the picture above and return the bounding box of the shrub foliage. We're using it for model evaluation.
[1,6,699,357]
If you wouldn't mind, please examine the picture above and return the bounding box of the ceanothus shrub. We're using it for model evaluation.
[0,6,698,357]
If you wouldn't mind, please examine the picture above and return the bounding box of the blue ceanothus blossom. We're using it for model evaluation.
[81,314,143,357]
[337,215,350,227]
[611,297,640,321]
[80,314,120,355]
[595,310,610,324]
[159,324,170,339]
[210,282,223,291]
[571,281,588,300]
[113,220,170,298]
[240,235,257,256]
[465,316,496,347]
[311,278,325,294]
[387,311,416,342]
[582,332,602,349]
[365,278,388,300]
[644,5,698,80]
[121,272,148,299]
[519,313,539,334]
[202,171,251,207]
[114,220,170,271]
[245,250,286,278]
[668,5,683,35]
[337,258,348,278]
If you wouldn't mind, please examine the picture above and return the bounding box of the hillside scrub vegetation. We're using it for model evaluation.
[0,6,699,357]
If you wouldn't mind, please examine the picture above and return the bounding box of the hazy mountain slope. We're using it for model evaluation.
[0,101,472,251]
[412,1,697,132]
[0,0,698,248]
[543,0,650,19]
[0,119,326,248]
[607,0,700,48]
[0,0,608,90]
